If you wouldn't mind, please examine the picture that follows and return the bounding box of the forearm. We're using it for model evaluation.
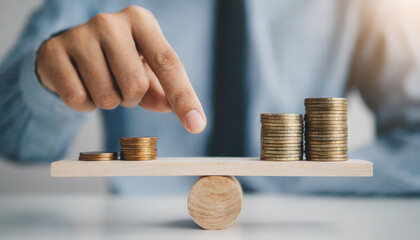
[0,48,87,163]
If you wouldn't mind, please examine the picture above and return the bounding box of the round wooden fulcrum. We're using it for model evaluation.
[188,176,242,230]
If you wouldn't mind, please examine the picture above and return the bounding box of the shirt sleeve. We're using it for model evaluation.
[294,0,420,195]
[0,0,94,163]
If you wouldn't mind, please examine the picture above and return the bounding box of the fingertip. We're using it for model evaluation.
[185,109,206,134]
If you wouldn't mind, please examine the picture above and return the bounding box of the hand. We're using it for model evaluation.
[36,6,206,134]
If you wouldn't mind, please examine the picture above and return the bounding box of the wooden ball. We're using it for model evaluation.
[188,176,242,230]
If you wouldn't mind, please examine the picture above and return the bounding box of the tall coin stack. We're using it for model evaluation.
[304,98,348,161]
[120,137,157,161]
[260,114,303,161]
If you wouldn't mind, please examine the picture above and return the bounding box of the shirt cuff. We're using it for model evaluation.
[18,46,87,121]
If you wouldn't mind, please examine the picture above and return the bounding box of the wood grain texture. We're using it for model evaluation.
[188,176,242,230]
[51,157,373,177]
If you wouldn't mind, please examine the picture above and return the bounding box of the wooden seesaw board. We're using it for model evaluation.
[51,157,372,177]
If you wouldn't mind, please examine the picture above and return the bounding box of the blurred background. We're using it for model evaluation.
[0,0,375,194]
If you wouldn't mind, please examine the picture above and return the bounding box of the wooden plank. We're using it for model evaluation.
[51,157,373,177]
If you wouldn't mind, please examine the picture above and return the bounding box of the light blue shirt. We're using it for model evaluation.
[1,0,420,195]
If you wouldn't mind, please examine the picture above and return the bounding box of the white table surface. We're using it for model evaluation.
[0,194,419,240]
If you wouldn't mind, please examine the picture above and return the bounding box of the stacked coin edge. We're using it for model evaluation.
[120,137,158,161]
[78,151,118,161]
[304,98,348,161]
[260,113,303,161]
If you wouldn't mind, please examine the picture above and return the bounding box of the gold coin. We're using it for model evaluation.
[305,135,347,139]
[306,157,348,162]
[304,102,348,107]
[304,134,347,138]
[261,154,303,159]
[305,105,348,109]
[120,157,157,161]
[305,112,348,116]
[121,150,157,155]
[120,147,157,151]
[261,113,302,118]
[120,153,157,156]
[261,133,303,137]
[121,152,157,155]
[261,117,302,120]
[304,130,347,134]
[305,126,348,130]
[79,151,117,157]
[78,157,115,161]
[306,156,349,160]
[305,142,347,148]
[260,157,302,161]
[120,151,157,154]
[306,150,348,154]
[261,129,303,133]
[261,149,303,153]
[262,127,303,131]
[305,142,347,146]
[120,141,157,145]
[305,105,348,110]
[262,136,303,140]
[262,140,302,145]
[261,154,303,158]
[306,149,347,154]
[78,156,116,159]
[304,117,347,122]
[120,137,157,141]
[305,134,348,138]
[120,147,157,150]
[261,123,303,127]
[304,120,347,124]
[261,148,303,153]
[120,156,157,159]
[306,153,348,157]
[305,108,348,113]
[305,97,348,102]
[261,116,302,120]
[262,142,303,146]
[262,148,303,152]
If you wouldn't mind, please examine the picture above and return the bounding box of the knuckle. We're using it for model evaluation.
[122,78,149,99]
[154,51,178,73]
[96,91,121,109]
[90,13,114,29]
[124,5,154,20]
[63,89,89,106]
[64,26,88,44]
[172,88,193,107]
[39,38,62,58]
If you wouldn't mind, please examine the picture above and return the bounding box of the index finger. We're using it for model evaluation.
[123,7,206,133]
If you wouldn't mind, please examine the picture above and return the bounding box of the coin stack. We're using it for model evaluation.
[304,98,348,161]
[120,137,157,161]
[78,151,117,161]
[260,114,303,161]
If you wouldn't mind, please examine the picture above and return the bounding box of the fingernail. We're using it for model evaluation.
[186,109,205,133]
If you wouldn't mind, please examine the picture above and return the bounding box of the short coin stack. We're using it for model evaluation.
[78,151,117,161]
[304,98,348,161]
[260,114,303,161]
[120,137,157,161]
